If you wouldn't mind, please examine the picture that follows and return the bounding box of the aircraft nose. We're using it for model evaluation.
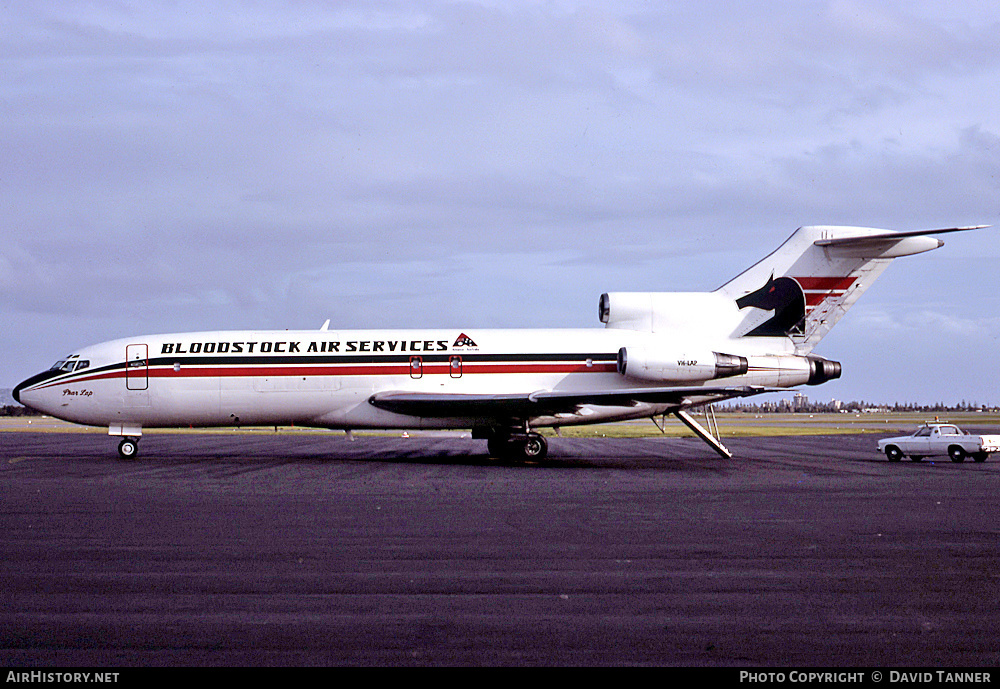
[12,370,61,410]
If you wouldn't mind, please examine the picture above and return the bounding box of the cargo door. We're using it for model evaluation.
[124,344,150,409]
[125,344,149,391]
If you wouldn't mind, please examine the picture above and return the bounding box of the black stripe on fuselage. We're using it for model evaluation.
[145,352,619,367]
[27,351,620,388]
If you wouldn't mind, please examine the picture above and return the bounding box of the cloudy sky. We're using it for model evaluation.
[3,1,999,406]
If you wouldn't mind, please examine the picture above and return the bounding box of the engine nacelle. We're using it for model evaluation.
[617,347,748,383]
[742,354,842,387]
[599,291,740,336]
[807,356,842,385]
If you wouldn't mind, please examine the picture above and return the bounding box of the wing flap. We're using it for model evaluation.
[369,386,778,419]
[368,392,540,417]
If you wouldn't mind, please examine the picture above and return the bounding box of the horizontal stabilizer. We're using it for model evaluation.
[814,226,988,247]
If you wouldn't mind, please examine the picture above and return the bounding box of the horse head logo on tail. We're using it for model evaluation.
[735,275,806,337]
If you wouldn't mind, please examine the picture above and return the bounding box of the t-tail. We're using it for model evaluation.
[595,224,984,458]
[715,225,987,353]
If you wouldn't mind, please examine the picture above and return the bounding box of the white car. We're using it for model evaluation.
[877,424,1000,463]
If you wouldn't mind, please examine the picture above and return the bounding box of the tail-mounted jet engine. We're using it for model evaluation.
[617,347,749,383]
[806,356,842,385]
[737,354,842,387]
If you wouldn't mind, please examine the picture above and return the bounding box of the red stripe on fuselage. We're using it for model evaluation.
[148,362,620,378]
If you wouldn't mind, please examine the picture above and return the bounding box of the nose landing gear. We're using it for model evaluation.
[117,437,140,460]
[109,424,143,460]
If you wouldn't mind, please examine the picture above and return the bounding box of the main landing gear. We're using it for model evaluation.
[486,431,548,461]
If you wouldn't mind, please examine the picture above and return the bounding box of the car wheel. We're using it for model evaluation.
[949,446,966,463]
[885,446,902,462]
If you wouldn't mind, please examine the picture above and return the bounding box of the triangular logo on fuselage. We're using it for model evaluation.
[453,333,477,348]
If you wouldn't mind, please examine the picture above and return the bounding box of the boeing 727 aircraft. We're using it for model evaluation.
[14,225,985,460]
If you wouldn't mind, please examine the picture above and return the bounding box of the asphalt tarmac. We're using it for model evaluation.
[2,429,1000,667]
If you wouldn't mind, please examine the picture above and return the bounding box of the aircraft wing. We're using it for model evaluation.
[368,385,778,419]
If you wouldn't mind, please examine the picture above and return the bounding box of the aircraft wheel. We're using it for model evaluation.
[948,446,966,463]
[487,436,508,458]
[885,446,902,462]
[117,438,139,460]
[488,433,548,461]
[521,434,548,461]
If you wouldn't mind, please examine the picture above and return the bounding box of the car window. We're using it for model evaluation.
[915,427,931,437]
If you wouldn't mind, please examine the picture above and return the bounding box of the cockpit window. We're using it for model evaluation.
[50,357,85,373]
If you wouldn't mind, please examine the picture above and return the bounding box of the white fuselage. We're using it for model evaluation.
[16,326,805,433]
